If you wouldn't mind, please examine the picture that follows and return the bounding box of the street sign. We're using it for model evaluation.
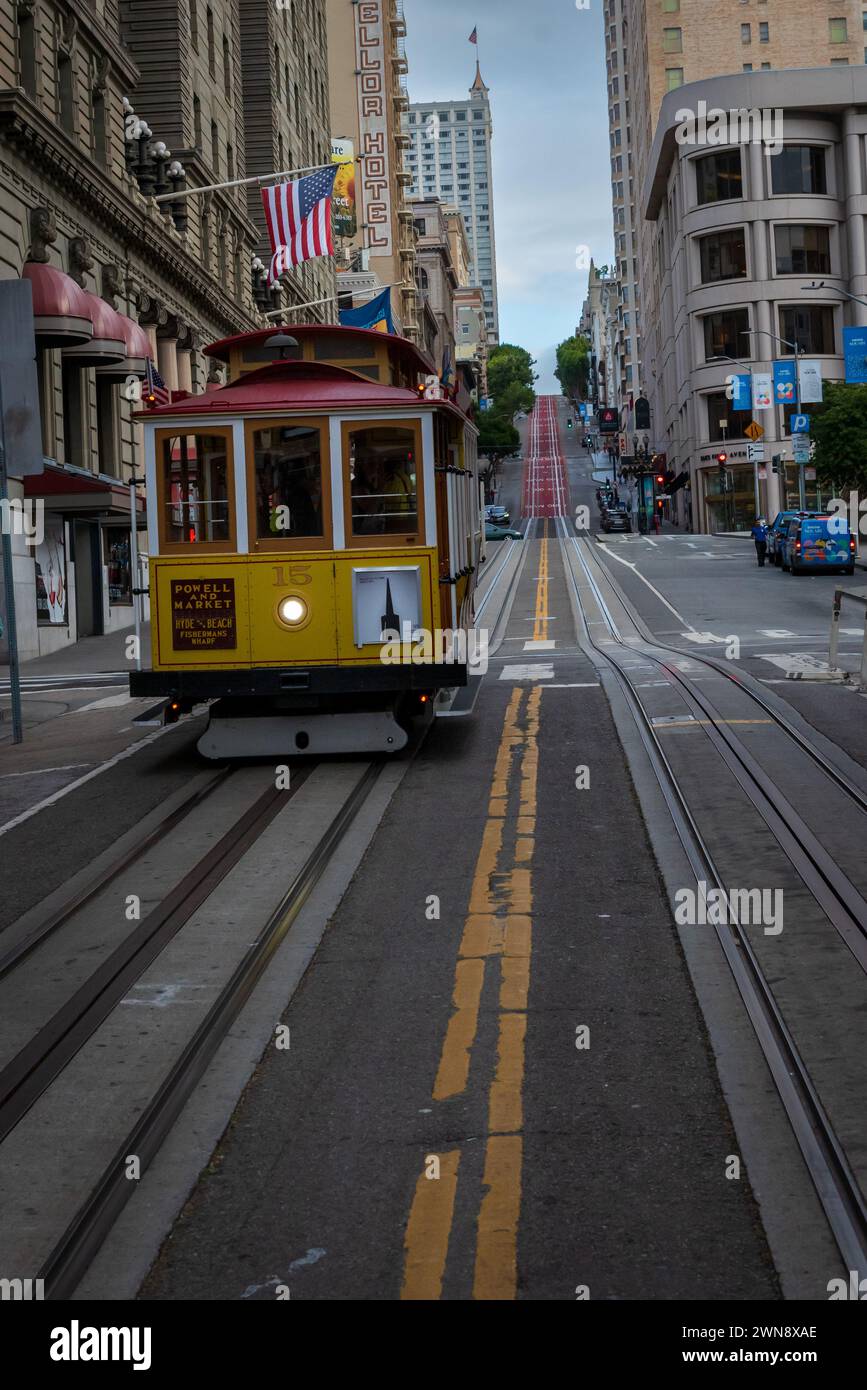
[793,440,811,464]
[747,443,765,462]
[744,421,764,442]
[758,467,768,480]
[790,414,811,433]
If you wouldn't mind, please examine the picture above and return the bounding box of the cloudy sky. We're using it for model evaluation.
[402,0,614,392]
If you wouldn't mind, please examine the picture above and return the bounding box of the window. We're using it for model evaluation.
[779,305,835,355]
[666,68,684,90]
[344,423,422,544]
[703,307,750,360]
[206,6,215,75]
[223,34,231,99]
[741,23,751,43]
[61,364,85,468]
[474,111,484,120]
[662,0,680,10]
[829,17,848,43]
[104,530,132,605]
[772,146,826,195]
[246,421,329,548]
[759,22,769,42]
[59,53,74,129]
[775,225,831,275]
[663,27,682,52]
[158,430,234,549]
[211,119,219,174]
[699,227,747,282]
[17,4,37,94]
[705,391,752,441]
[189,0,198,48]
[96,379,118,477]
[695,149,743,204]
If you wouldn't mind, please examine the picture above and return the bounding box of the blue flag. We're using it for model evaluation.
[339,287,395,334]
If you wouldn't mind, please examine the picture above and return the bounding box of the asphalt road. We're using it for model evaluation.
[139,433,778,1302]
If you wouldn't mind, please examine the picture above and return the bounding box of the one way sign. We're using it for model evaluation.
[747,442,765,462]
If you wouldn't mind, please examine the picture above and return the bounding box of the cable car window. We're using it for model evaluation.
[346,425,420,541]
[250,424,325,540]
[158,431,234,549]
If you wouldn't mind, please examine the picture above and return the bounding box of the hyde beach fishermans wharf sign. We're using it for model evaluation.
[354,1,393,257]
[171,578,237,650]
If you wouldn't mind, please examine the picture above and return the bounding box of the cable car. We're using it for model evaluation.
[130,323,482,757]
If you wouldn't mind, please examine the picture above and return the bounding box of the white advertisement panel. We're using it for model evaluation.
[353,566,421,646]
[751,373,773,411]
[798,361,824,404]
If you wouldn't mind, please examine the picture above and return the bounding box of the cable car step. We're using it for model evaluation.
[197,711,410,759]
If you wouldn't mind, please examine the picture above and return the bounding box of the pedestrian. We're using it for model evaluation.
[751,516,769,567]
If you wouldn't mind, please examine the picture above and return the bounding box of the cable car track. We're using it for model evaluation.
[559,521,867,1276]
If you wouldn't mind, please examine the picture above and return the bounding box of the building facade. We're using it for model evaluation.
[0,0,336,661]
[410,197,458,374]
[642,67,867,532]
[605,0,866,462]
[406,64,500,342]
[326,0,419,340]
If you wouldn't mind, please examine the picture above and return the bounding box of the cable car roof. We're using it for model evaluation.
[203,322,436,377]
[135,359,471,422]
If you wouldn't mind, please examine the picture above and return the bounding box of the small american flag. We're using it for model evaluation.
[262,165,338,284]
[144,357,169,407]
[469,27,478,44]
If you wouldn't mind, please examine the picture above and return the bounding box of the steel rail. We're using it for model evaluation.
[559,519,867,1275]
[0,767,311,1144]
[40,760,383,1299]
[0,766,232,981]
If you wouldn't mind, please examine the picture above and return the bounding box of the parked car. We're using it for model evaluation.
[780,514,856,575]
[600,506,631,533]
[485,504,511,526]
[767,510,816,566]
[485,523,524,541]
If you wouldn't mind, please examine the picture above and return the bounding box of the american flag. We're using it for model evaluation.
[261,165,338,284]
[144,357,169,407]
[469,27,478,44]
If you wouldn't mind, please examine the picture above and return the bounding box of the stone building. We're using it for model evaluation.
[0,0,333,658]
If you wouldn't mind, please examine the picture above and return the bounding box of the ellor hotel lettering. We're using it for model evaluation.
[171,579,237,650]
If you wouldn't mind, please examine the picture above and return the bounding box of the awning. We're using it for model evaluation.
[62,292,126,368]
[22,262,93,348]
[95,313,153,381]
[669,470,690,495]
[22,459,144,518]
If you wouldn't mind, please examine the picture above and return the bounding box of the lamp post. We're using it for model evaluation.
[740,328,807,508]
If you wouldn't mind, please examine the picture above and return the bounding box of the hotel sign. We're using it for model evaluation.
[354,1,393,257]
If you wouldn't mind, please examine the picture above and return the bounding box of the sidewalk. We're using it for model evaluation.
[0,624,150,683]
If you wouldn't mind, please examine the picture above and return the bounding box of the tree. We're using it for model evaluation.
[810,382,867,492]
[554,335,590,401]
[476,413,521,493]
[487,343,537,417]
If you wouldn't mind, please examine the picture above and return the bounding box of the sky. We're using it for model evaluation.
[402,0,614,392]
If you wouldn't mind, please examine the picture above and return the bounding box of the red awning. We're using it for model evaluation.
[23,460,144,516]
[95,312,153,380]
[22,262,93,348]
[63,292,126,368]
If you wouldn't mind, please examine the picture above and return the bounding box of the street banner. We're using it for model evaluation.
[843,326,867,384]
[338,287,394,334]
[773,360,796,405]
[798,360,824,404]
[331,138,357,239]
[751,372,773,411]
[731,374,751,410]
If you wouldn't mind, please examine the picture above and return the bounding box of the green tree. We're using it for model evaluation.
[554,335,590,401]
[487,343,537,417]
[476,413,521,492]
[810,382,867,492]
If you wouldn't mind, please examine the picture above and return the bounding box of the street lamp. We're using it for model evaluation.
[800,280,867,313]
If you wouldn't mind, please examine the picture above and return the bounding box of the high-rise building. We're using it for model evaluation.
[326,0,419,342]
[406,64,500,342]
[603,0,866,446]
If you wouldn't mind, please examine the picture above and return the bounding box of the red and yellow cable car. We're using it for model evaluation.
[130,324,482,757]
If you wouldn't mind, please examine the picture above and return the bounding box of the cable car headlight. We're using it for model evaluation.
[277,595,308,627]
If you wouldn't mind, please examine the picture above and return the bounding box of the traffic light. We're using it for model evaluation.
[771,454,782,475]
[567,417,573,429]
[657,498,664,509]
[655,472,665,487]
[716,451,728,464]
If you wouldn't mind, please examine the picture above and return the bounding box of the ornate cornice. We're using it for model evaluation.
[0,90,258,337]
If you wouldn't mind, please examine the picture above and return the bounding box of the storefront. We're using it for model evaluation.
[23,464,147,654]
[696,444,767,534]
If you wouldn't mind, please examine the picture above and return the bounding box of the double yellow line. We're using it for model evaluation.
[532,521,549,643]
[401,681,542,1299]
